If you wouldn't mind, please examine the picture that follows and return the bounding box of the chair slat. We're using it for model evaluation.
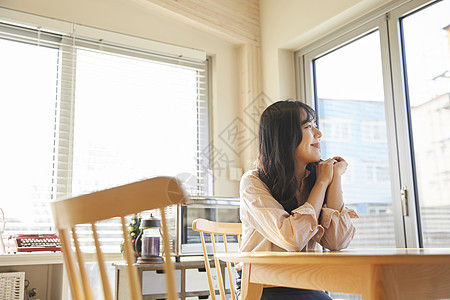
[161,208,178,300]
[72,227,95,300]
[58,229,85,300]
[91,223,113,300]
[223,234,228,253]
[121,216,143,300]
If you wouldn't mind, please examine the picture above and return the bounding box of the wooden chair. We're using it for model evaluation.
[192,218,242,300]
[51,177,187,300]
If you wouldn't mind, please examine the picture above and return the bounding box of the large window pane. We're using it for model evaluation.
[313,30,394,300]
[72,48,200,196]
[0,22,210,258]
[0,38,58,233]
[314,31,396,249]
[401,0,450,247]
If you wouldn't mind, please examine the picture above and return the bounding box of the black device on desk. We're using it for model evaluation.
[8,233,61,253]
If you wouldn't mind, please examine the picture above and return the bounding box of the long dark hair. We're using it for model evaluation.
[257,99,317,213]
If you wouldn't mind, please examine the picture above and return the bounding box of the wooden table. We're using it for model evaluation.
[215,248,450,300]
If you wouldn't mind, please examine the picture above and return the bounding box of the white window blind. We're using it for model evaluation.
[0,20,211,252]
[57,35,211,198]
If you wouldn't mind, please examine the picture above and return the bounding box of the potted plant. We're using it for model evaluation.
[120,214,141,261]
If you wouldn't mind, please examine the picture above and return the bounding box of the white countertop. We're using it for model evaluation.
[0,251,123,266]
[0,252,63,266]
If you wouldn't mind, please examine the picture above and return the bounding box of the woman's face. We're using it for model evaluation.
[295,109,322,166]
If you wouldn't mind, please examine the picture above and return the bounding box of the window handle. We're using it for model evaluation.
[401,186,409,217]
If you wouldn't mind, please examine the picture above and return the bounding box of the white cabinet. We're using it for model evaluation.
[142,269,182,295]
[185,267,218,292]
[0,253,64,300]
[114,260,228,300]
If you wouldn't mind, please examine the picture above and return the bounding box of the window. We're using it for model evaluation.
[0,29,58,233]
[0,20,211,250]
[297,0,450,273]
[69,48,205,196]
[308,30,396,260]
[297,4,449,295]
[399,0,450,248]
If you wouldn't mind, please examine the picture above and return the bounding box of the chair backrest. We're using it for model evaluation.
[192,218,242,300]
[51,177,187,300]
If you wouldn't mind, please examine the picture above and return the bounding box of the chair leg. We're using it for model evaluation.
[223,235,236,300]
[200,232,216,300]
[211,234,226,299]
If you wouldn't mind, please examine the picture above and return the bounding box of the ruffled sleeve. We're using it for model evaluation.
[240,171,327,252]
[291,203,325,244]
[319,205,358,250]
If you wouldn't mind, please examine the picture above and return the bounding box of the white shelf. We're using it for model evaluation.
[0,252,63,266]
[0,252,123,267]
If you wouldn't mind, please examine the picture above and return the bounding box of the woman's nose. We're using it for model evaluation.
[314,127,322,138]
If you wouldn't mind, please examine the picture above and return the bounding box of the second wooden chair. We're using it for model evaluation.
[192,218,242,300]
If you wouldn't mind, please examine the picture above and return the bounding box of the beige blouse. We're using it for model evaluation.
[239,170,358,255]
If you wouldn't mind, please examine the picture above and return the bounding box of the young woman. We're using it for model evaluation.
[236,100,358,300]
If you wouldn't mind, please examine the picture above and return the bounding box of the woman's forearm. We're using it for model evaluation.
[307,181,328,219]
[326,175,344,211]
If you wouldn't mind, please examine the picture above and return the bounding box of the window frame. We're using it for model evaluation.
[56,36,212,199]
[295,0,443,248]
[297,18,408,248]
[0,11,212,244]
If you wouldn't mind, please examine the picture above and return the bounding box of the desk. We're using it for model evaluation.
[216,248,450,300]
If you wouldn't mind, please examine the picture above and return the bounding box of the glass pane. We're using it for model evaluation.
[314,30,396,250]
[0,38,58,234]
[401,0,450,247]
[72,49,199,195]
[314,30,395,300]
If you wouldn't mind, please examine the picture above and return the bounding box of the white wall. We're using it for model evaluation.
[0,0,241,196]
[259,0,393,102]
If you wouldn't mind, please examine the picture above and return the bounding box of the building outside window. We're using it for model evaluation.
[361,120,387,143]
[320,118,352,142]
